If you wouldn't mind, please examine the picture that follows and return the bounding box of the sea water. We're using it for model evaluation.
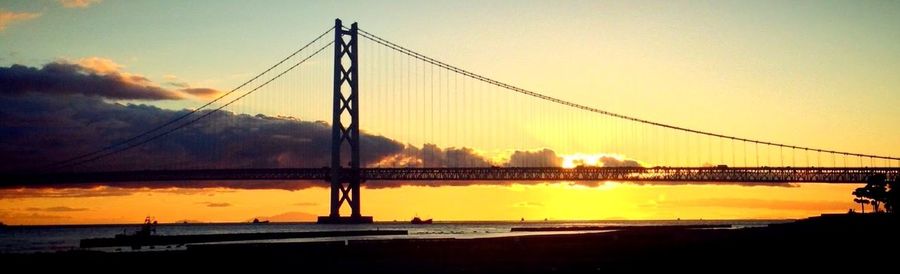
[0,219,785,253]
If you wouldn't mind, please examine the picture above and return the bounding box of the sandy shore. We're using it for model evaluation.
[2,214,895,273]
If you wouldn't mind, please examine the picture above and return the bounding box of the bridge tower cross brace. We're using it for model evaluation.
[317,19,372,224]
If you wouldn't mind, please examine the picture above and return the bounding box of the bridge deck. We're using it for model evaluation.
[2,167,897,187]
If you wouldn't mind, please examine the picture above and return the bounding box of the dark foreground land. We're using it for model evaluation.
[2,214,896,273]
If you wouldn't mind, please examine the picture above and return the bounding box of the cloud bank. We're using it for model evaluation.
[0,59,221,100]
[0,59,788,193]
[0,93,405,171]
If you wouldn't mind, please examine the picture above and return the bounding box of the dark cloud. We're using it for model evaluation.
[26,206,88,212]
[507,149,562,167]
[0,187,135,199]
[201,202,231,208]
[0,186,249,199]
[597,156,642,167]
[374,144,493,167]
[114,181,326,191]
[0,62,183,100]
[0,92,405,172]
[0,182,325,199]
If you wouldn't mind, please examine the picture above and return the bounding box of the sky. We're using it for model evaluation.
[1,0,899,224]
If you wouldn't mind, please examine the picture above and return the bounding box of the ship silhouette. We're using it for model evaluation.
[411,217,432,224]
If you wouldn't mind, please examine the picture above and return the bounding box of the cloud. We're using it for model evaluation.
[373,144,493,167]
[512,201,544,208]
[599,156,641,167]
[58,0,102,8]
[0,186,254,199]
[201,202,231,208]
[0,59,224,101]
[0,187,135,199]
[167,81,190,88]
[0,211,69,220]
[252,211,317,222]
[508,149,562,167]
[162,74,189,88]
[26,206,88,212]
[0,180,329,194]
[161,74,222,97]
[0,61,183,100]
[181,87,221,98]
[0,10,41,32]
[560,153,642,168]
[76,57,122,74]
[0,91,406,172]
[646,198,849,211]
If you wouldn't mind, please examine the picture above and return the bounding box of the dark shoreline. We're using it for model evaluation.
[0,218,787,228]
[2,214,896,273]
[80,230,409,248]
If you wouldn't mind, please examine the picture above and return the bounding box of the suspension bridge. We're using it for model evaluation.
[2,19,898,223]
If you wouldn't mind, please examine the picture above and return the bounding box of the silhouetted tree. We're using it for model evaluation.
[854,198,867,213]
[886,178,897,214]
[853,188,872,213]
[853,174,891,214]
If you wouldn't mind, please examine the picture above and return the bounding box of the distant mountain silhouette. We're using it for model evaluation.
[249,211,317,222]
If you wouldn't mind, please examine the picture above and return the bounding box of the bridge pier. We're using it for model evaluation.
[318,19,372,224]
[317,216,374,224]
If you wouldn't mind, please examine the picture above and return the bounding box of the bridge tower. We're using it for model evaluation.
[318,19,372,224]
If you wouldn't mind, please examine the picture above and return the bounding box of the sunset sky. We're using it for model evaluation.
[1,0,899,225]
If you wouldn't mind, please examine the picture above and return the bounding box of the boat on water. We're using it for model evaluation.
[106,216,157,250]
[252,218,270,224]
[116,216,157,239]
[411,217,432,224]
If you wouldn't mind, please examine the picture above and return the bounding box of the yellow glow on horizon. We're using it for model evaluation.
[0,183,857,225]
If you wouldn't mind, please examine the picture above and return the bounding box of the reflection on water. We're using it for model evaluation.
[0,220,786,253]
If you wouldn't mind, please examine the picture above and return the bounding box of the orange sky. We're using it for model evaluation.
[1,1,896,226]
[0,182,857,225]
